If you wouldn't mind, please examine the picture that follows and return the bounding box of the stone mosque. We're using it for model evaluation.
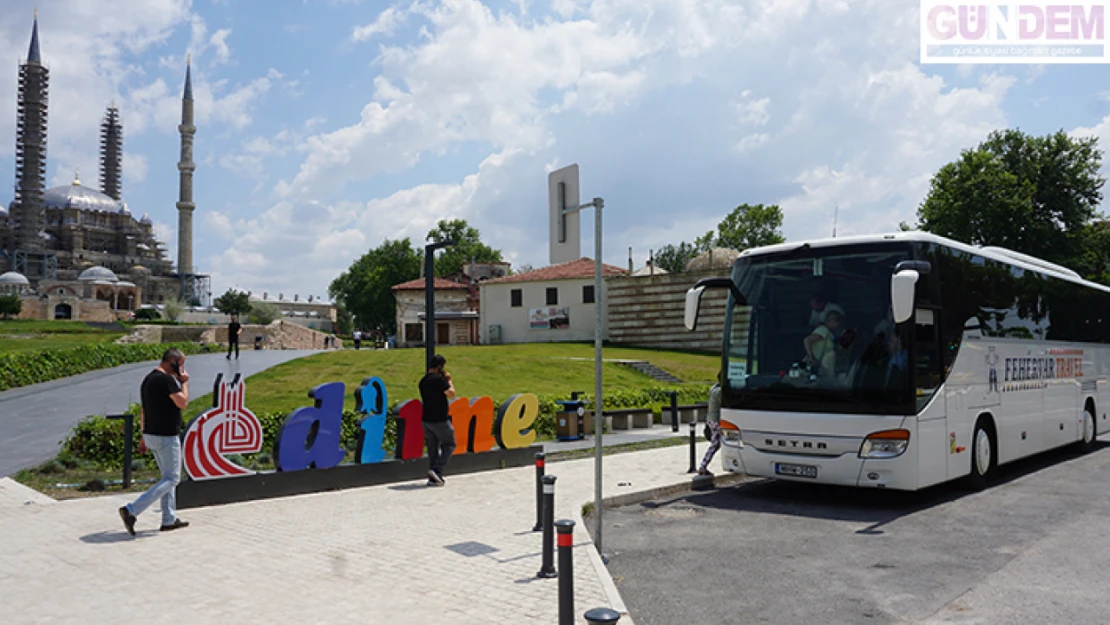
[0,12,209,321]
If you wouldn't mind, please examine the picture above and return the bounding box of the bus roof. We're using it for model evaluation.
[737,231,1110,295]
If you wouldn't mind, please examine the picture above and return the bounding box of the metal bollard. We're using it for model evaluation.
[533,452,545,532]
[669,390,679,433]
[688,420,697,473]
[537,475,558,578]
[107,413,135,488]
[584,607,622,624]
[556,519,575,625]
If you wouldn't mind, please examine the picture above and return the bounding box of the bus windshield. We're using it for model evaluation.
[723,243,916,415]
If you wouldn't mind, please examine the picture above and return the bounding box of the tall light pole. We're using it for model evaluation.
[424,239,456,369]
[561,196,605,557]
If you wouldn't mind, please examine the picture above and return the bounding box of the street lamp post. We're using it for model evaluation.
[424,239,457,370]
[561,196,605,558]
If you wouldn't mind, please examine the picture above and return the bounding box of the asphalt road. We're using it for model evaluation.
[0,349,316,477]
[599,438,1110,625]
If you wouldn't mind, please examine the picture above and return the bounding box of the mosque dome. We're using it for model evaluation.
[139,213,152,224]
[78,265,119,282]
[117,200,130,215]
[0,271,30,286]
[686,247,742,272]
[43,170,124,213]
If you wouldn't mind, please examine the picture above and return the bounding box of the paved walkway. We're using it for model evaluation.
[0,441,725,624]
[0,350,317,477]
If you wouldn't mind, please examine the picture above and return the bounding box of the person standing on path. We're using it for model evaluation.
[227,314,241,360]
[119,348,191,535]
[697,371,724,476]
[419,354,456,486]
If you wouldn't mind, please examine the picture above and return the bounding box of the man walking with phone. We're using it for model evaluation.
[419,354,456,486]
[118,348,191,534]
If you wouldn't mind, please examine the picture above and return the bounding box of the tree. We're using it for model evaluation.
[426,219,504,277]
[654,242,700,273]
[911,129,1105,272]
[334,303,353,335]
[248,301,281,325]
[700,203,786,251]
[329,238,422,335]
[0,294,21,319]
[162,299,184,322]
[214,288,252,316]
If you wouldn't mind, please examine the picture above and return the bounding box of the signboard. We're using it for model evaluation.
[529,307,570,330]
[182,374,263,480]
[549,164,581,265]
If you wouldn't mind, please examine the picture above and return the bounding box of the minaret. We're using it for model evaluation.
[176,55,195,275]
[99,105,122,201]
[11,10,49,257]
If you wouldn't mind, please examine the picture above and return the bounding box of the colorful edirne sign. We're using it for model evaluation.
[182,374,540,480]
[183,374,263,480]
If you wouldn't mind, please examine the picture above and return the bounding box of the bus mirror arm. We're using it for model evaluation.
[895,260,931,274]
[685,278,747,332]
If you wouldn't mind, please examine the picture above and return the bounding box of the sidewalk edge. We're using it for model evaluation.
[574,505,633,625]
[601,471,749,510]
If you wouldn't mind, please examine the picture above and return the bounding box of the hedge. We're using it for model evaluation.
[59,385,712,468]
[0,342,221,391]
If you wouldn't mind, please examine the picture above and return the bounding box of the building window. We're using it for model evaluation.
[546,287,558,305]
[404,323,423,342]
[511,289,522,307]
[582,285,595,304]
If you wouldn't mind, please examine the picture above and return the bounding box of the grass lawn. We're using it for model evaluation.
[187,343,721,416]
[0,319,124,353]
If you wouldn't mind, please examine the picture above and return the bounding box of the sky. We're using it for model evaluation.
[1,0,1110,303]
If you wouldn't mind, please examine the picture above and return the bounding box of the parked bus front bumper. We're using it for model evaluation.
[720,432,918,491]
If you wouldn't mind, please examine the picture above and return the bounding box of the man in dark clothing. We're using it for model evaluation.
[119,348,191,535]
[227,315,241,359]
[419,354,456,486]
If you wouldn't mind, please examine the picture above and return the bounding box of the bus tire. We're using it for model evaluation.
[1075,403,1097,454]
[965,418,996,491]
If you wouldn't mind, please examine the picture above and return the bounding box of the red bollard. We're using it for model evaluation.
[533,451,545,532]
[556,519,575,625]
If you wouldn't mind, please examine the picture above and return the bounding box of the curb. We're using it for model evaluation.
[575,471,749,624]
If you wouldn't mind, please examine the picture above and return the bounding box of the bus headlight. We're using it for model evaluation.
[859,429,910,459]
[721,420,742,447]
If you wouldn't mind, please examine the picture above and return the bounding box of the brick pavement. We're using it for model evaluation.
[0,441,722,625]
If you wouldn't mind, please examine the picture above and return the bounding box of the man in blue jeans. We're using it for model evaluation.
[419,354,456,486]
[119,348,191,534]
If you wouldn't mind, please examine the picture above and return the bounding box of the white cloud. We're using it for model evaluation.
[351,5,405,42]
[123,153,150,185]
[209,28,233,65]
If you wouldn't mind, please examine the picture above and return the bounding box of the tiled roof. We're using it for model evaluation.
[481,258,628,285]
[392,277,470,291]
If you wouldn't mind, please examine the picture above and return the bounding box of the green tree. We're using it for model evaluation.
[248,301,281,325]
[162,299,184,322]
[699,203,786,251]
[912,129,1105,272]
[426,219,503,277]
[329,238,422,335]
[334,303,353,335]
[654,242,700,273]
[214,288,252,316]
[0,294,21,319]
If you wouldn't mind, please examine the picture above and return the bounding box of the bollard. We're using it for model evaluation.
[688,420,697,473]
[533,452,545,532]
[537,475,558,578]
[584,607,622,624]
[107,413,134,488]
[556,519,575,625]
[669,390,679,433]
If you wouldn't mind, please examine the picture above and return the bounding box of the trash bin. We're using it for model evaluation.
[555,400,584,441]
[253,335,263,350]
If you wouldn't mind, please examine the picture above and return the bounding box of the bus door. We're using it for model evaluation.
[914,306,947,486]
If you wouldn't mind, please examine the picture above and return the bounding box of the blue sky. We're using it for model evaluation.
[1,0,1110,301]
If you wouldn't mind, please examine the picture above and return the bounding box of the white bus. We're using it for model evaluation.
[684,232,1106,491]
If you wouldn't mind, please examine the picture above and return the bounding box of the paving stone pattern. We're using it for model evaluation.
[0,442,717,624]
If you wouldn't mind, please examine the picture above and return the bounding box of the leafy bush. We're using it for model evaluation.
[248,301,282,325]
[0,341,220,391]
[134,308,161,321]
[0,293,22,319]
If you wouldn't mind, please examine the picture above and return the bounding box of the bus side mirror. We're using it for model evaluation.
[891,270,919,324]
[684,286,706,331]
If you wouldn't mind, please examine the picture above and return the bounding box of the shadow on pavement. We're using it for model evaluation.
[80,529,158,543]
[638,441,1108,533]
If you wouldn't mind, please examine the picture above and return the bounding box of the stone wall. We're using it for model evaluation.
[15,295,116,322]
[116,320,336,350]
[605,269,748,353]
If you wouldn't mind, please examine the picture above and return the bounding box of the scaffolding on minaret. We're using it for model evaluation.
[99,105,122,201]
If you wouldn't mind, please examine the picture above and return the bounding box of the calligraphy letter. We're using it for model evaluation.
[394,399,426,460]
[354,376,388,465]
[450,396,496,455]
[494,394,539,449]
[273,382,347,471]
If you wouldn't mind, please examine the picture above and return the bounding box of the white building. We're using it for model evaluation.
[479,257,627,344]
[392,277,478,348]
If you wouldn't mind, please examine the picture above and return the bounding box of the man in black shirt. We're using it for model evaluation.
[419,354,456,486]
[119,348,191,535]
[227,315,241,360]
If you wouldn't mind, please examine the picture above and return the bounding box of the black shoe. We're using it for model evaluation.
[226,355,231,360]
[160,519,189,531]
[119,506,136,536]
[427,470,444,485]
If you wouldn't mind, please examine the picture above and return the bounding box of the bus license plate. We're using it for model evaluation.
[775,463,818,478]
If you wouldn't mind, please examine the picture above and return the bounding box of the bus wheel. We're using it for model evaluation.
[1075,405,1097,454]
[966,421,996,491]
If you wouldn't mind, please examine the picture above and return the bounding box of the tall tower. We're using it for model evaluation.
[11,11,49,260]
[99,105,122,201]
[176,55,195,276]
